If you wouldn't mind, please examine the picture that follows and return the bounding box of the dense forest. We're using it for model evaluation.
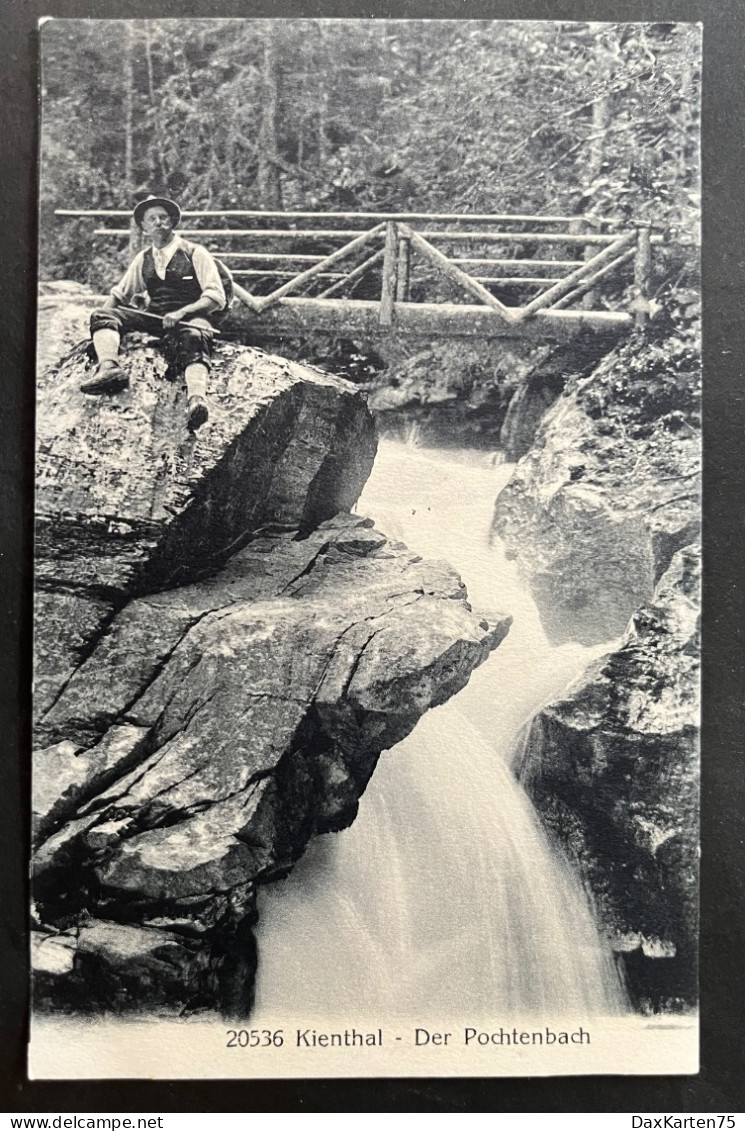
[41,20,700,276]
[39,19,701,437]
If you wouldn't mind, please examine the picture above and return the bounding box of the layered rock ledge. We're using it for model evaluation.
[33,335,510,1014]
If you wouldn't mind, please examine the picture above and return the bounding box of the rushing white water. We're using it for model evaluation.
[253,438,626,1021]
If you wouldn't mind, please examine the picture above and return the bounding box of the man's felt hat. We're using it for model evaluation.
[133,195,182,227]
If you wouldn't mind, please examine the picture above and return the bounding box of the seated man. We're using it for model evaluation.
[83,195,226,430]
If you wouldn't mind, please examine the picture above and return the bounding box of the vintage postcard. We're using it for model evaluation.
[30,17,700,1079]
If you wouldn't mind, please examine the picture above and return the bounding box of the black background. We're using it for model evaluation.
[2,0,743,1113]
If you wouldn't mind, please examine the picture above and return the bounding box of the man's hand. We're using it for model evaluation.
[163,308,187,329]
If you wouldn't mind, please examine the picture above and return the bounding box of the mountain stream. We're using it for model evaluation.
[252,438,627,1022]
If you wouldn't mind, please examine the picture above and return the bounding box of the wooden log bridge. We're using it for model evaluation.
[57,208,661,343]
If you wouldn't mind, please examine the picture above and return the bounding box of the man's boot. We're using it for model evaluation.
[80,360,129,394]
[187,395,209,430]
[185,361,210,430]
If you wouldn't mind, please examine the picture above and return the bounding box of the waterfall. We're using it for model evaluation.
[252,439,627,1022]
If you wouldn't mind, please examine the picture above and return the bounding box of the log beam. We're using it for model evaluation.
[399,223,519,323]
[252,223,386,312]
[634,223,654,328]
[450,257,584,270]
[231,281,263,313]
[232,269,348,279]
[517,232,638,321]
[552,248,635,310]
[379,221,399,325]
[396,235,412,302]
[62,208,586,224]
[316,248,385,299]
[94,227,644,245]
[227,296,633,342]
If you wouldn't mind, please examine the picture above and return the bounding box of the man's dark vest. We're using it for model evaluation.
[141,246,205,315]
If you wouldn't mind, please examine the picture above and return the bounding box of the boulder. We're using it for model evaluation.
[33,514,509,1014]
[516,544,700,1011]
[498,334,623,463]
[37,337,377,597]
[32,918,218,1013]
[493,379,699,646]
[35,334,378,721]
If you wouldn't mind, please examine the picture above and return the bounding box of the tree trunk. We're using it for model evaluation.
[316,23,328,170]
[144,24,169,189]
[678,55,697,186]
[257,29,283,210]
[123,24,140,256]
[588,93,611,180]
[577,92,613,308]
[123,24,135,194]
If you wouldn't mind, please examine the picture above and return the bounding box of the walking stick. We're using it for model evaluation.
[118,307,222,334]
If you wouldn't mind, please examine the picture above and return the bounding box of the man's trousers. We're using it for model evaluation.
[90,307,216,372]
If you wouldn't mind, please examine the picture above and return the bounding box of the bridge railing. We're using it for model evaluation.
[55,208,660,333]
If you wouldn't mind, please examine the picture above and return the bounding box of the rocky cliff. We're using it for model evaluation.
[516,544,699,1011]
[495,329,700,1011]
[363,332,625,454]
[493,333,699,647]
[33,331,510,1015]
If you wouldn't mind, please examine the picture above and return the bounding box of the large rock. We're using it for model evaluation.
[493,378,699,646]
[34,334,377,718]
[37,336,376,598]
[33,328,510,1014]
[496,332,700,1012]
[498,335,620,463]
[516,544,699,1011]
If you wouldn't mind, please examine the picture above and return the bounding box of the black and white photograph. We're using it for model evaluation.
[29,17,701,1080]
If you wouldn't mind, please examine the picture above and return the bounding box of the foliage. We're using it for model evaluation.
[40,18,700,294]
[39,19,701,444]
[579,325,701,438]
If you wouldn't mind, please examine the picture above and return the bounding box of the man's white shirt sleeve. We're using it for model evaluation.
[191,245,226,310]
[110,251,146,305]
